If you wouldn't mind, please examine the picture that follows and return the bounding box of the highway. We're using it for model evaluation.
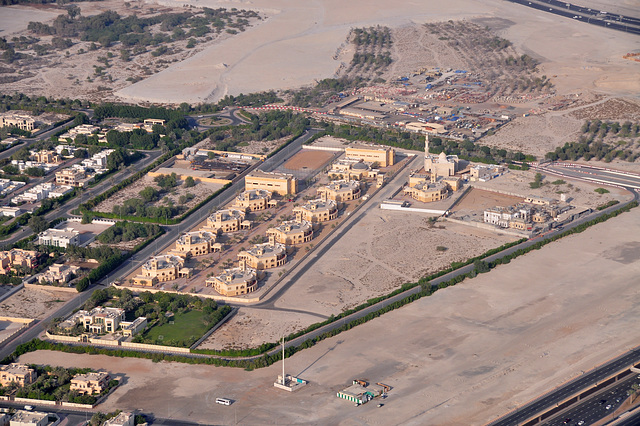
[488,346,640,426]
[505,0,640,35]
[540,163,640,190]
[542,372,638,426]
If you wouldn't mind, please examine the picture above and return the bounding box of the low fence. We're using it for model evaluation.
[45,332,192,354]
[379,203,446,215]
[301,145,345,152]
[24,283,78,293]
[111,284,261,304]
[5,396,95,409]
[444,217,530,238]
[0,316,35,346]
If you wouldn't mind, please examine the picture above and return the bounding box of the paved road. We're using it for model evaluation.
[187,107,249,129]
[541,163,640,190]
[505,0,640,35]
[542,372,638,426]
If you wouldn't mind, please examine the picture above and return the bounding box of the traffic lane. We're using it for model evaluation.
[545,167,640,188]
[543,375,639,425]
[490,347,640,426]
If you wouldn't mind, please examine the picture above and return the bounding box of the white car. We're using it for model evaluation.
[605,404,612,410]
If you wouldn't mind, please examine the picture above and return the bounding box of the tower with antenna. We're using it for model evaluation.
[273,336,308,392]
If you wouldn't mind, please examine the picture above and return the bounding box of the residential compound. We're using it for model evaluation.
[133,254,191,286]
[172,231,219,257]
[237,239,287,270]
[294,199,338,223]
[245,171,297,196]
[345,145,395,167]
[0,363,36,387]
[266,220,313,245]
[0,249,38,274]
[234,189,276,211]
[317,180,362,202]
[205,259,259,296]
[0,178,25,198]
[483,196,573,232]
[74,307,125,334]
[0,113,34,131]
[70,371,110,395]
[37,263,80,284]
[37,228,79,248]
[205,209,248,233]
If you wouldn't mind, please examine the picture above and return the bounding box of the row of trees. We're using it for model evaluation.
[351,26,392,48]
[546,139,640,163]
[581,119,640,139]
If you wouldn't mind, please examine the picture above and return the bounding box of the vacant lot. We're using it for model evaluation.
[453,188,524,214]
[0,286,77,320]
[18,205,640,425]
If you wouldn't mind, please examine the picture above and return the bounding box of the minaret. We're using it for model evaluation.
[424,134,430,173]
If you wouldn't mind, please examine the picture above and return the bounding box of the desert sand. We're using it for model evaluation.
[113,0,640,104]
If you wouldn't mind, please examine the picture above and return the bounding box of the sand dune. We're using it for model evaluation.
[114,0,639,104]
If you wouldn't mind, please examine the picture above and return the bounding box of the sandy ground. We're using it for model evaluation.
[0,286,77,320]
[18,204,640,425]
[283,149,335,170]
[203,211,517,351]
[110,0,639,104]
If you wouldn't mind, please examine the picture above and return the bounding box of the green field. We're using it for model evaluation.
[144,310,209,347]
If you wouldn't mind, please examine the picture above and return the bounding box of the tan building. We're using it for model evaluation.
[245,171,297,196]
[234,189,273,212]
[0,114,34,131]
[294,199,338,223]
[55,168,86,187]
[205,260,259,296]
[403,180,449,203]
[174,231,216,256]
[327,159,378,181]
[237,239,287,270]
[0,363,36,387]
[0,249,38,274]
[206,209,246,233]
[317,180,362,202]
[32,150,60,164]
[70,371,110,395]
[133,254,191,286]
[345,145,395,167]
[266,220,313,245]
[38,263,79,284]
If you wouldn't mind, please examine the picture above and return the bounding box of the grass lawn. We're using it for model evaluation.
[144,310,209,346]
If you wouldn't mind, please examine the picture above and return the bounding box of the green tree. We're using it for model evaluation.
[184,176,196,188]
[29,215,49,233]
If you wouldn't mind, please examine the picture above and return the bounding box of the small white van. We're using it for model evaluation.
[216,398,231,406]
